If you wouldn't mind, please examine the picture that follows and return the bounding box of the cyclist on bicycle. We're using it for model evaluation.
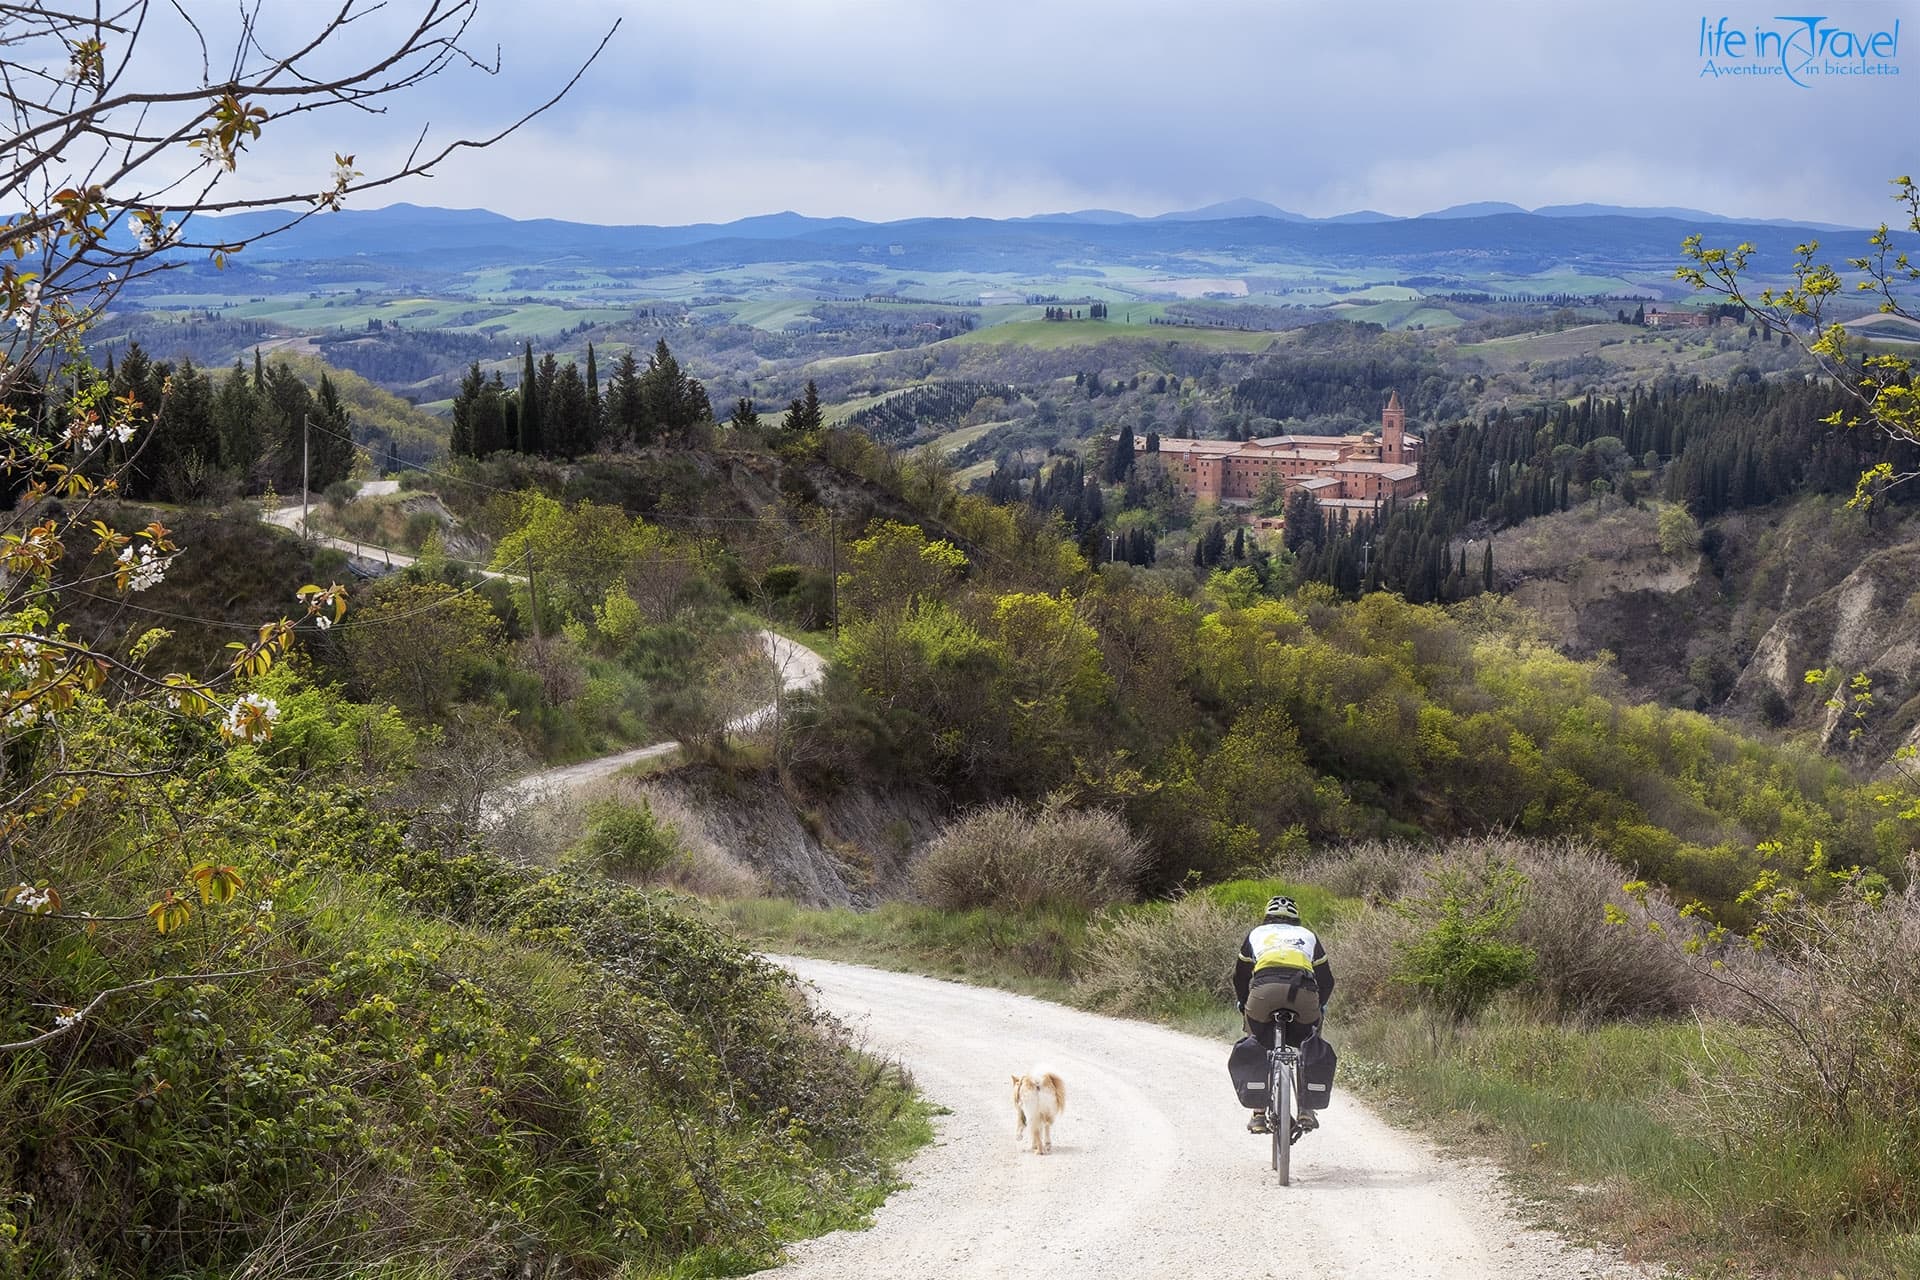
[1234,895,1334,1134]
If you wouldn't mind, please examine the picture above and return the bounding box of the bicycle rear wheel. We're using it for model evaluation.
[1270,1054,1291,1184]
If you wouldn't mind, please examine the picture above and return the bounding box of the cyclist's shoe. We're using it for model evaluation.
[1247,1111,1271,1134]
[1296,1110,1320,1133]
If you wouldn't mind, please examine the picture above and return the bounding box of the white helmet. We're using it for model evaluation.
[1263,895,1300,923]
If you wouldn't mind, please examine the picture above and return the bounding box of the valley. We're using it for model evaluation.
[7,5,1920,1278]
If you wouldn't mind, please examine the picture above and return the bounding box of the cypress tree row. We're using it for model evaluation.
[452,338,713,460]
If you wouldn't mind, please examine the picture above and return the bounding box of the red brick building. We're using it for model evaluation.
[1149,392,1423,510]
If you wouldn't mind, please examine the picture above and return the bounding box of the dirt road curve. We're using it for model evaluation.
[774,957,1652,1280]
[490,632,826,809]
[259,504,826,810]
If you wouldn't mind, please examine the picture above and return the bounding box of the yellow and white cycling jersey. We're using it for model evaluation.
[1244,922,1322,976]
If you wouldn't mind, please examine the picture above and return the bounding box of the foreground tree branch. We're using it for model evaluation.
[0,1,617,400]
[1678,177,1920,503]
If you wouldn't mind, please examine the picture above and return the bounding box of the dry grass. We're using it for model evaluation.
[508,772,765,899]
[1306,835,1722,1021]
[1072,893,1244,1016]
[912,799,1150,913]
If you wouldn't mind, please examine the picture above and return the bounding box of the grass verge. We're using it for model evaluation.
[716,880,1918,1280]
[1341,1007,1920,1280]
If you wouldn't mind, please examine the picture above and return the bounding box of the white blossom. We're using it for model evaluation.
[134,221,177,251]
[3,702,41,730]
[11,884,52,911]
[53,1008,80,1029]
[257,898,274,914]
[314,615,332,631]
[117,544,173,591]
[7,279,39,330]
[222,692,279,744]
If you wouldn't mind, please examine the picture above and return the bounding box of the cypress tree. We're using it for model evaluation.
[1108,423,1135,481]
[450,362,484,458]
[518,343,542,455]
[585,343,602,445]
[311,372,356,489]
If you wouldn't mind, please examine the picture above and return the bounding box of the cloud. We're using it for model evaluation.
[160,0,1920,227]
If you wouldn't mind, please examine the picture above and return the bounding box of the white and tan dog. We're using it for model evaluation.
[1010,1069,1066,1155]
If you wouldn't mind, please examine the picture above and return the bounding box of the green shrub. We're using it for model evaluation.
[3,752,904,1278]
[401,509,439,551]
[1390,850,1535,1021]
[322,478,357,508]
[912,799,1149,912]
[569,797,684,884]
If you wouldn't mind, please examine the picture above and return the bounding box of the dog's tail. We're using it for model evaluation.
[1040,1071,1065,1111]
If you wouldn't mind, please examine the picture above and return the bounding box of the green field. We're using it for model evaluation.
[948,318,1285,352]
[928,421,1001,455]
[1329,299,1464,329]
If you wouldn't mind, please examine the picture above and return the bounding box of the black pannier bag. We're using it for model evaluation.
[1300,1034,1338,1110]
[1227,1034,1268,1109]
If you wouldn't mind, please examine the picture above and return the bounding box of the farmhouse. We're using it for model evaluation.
[1149,392,1424,511]
[1644,307,1715,329]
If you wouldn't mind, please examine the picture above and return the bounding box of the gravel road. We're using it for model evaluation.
[260,505,826,811]
[488,631,826,810]
[773,956,1654,1280]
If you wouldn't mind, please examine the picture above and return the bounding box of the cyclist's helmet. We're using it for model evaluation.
[1263,895,1301,923]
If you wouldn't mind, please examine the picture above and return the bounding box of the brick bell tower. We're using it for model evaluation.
[1382,390,1406,464]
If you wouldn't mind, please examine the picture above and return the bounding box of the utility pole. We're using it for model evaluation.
[828,509,839,639]
[300,412,310,535]
[523,546,542,643]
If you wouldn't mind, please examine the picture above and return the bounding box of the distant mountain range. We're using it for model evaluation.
[164,199,1868,290]
[1019,198,1853,231]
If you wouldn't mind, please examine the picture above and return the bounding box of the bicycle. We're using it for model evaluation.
[1264,1010,1317,1184]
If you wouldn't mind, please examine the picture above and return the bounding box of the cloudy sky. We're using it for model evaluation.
[180,1,1920,227]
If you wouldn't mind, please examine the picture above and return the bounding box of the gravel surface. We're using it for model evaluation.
[262,503,828,810]
[489,631,826,809]
[774,956,1658,1280]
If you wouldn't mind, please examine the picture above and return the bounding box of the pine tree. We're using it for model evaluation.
[549,361,589,459]
[213,359,261,477]
[607,349,644,444]
[782,380,823,435]
[729,396,760,431]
